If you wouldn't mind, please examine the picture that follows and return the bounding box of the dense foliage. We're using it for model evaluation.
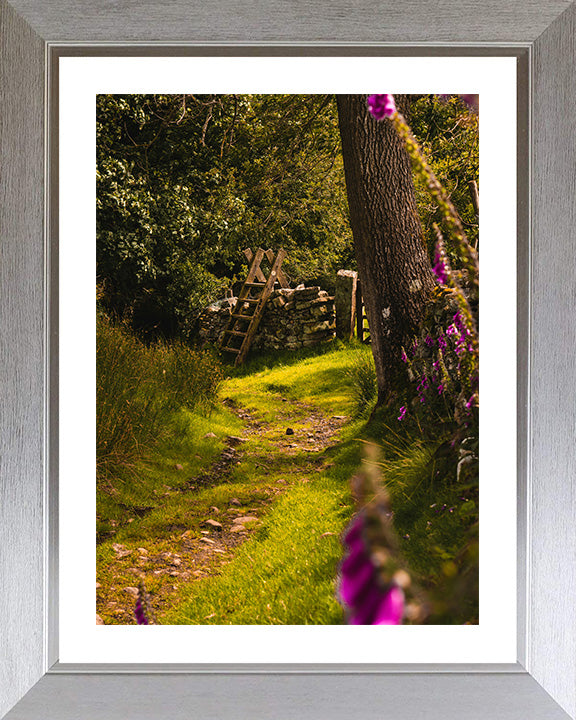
[410,94,479,257]
[97,94,351,338]
[97,94,477,340]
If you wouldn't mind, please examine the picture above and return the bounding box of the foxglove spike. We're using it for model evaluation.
[338,513,405,625]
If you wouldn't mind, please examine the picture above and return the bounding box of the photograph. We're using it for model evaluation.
[95,91,480,627]
[3,6,574,712]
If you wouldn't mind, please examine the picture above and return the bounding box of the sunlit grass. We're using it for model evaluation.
[97,341,477,626]
[96,405,244,542]
[97,314,223,479]
[223,341,362,416]
[163,445,359,625]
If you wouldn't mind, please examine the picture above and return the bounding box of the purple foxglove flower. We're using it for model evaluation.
[338,515,405,625]
[453,312,471,337]
[373,585,404,623]
[134,583,153,625]
[134,597,149,625]
[398,406,407,421]
[367,94,396,120]
[433,248,450,285]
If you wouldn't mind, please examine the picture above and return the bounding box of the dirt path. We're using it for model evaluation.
[96,395,347,625]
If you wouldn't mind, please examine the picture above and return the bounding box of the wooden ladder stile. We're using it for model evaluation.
[242,248,290,289]
[220,247,287,365]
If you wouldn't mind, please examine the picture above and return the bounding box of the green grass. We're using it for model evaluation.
[223,341,361,416]
[97,341,478,626]
[344,344,378,417]
[97,314,223,479]
[163,459,358,625]
[97,404,244,543]
[224,339,346,378]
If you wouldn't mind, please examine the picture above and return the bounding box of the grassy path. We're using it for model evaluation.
[96,345,365,625]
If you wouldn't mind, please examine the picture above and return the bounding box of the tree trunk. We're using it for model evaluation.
[336,94,435,406]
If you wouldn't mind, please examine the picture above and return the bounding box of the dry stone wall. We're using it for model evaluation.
[197,286,336,351]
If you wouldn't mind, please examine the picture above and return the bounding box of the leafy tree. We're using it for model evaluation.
[410,95,479,255]
[97,94,352,338]
[97,93,477,352]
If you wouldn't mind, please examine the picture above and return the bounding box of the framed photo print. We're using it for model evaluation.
[1,2,575,719]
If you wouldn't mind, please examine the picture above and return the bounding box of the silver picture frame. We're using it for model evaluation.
[1,1,575,718]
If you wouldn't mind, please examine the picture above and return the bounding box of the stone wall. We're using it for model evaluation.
[197,286,336,351]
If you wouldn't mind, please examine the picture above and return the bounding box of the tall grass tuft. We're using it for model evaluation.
[97,314,223,479]
[346,347,378,417]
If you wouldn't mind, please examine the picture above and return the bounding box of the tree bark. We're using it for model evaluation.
[337,94,435,405]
